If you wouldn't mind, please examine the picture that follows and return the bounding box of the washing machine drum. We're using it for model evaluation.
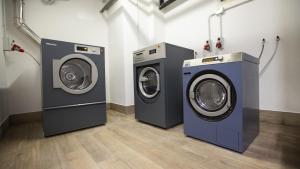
[60,59,92,90]
[138,67,160,99]
[189,74,233,118]
[53,54,98,95]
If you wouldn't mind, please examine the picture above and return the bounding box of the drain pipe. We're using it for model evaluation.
[15,0,41,44]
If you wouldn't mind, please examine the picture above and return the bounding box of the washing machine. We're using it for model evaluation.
[41,39,106,136]
[133,43,194,128]
[182,52,259,153]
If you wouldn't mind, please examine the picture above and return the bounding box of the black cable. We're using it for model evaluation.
[258,38,266,60]
[24,51,41,66]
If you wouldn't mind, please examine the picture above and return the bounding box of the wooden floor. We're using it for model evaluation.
[1,110,300,169]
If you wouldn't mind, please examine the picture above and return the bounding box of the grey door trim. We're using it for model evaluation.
[138,67,160,99]
[189,74,231,117]
[53,54,98,95]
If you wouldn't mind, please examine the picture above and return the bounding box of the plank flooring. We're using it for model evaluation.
[0,110,300,169]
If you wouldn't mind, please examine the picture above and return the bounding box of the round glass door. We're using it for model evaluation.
[195,80,227,111]
[138,67,160,99]
[53,53,98,95]
[60,59,92,90]
[189,74,231,118]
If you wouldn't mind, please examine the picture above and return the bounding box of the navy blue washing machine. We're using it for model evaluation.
[182,52,259,153]
[41,39,106,136]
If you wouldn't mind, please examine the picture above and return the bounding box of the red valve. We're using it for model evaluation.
[11,44,25,53]
[204,41,211,51]
[216,38,223,50]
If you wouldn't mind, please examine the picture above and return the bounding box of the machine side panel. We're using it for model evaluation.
[242,58,259,152]
[165,44,194,128]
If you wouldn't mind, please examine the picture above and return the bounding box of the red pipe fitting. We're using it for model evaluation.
[204,41,211,51]
[11,44,25,53]
[216,38,223,50]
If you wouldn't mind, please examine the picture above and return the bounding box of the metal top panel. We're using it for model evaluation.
[133,43,166,63]
[42,38,104,56]
[183,52,259,68]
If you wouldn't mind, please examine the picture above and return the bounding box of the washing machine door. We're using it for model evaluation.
[138,67,160,99]
[189,74,232,118]
[53,54,98,95]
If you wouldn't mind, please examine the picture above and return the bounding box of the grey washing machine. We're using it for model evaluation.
[41,39,106,136]
[133,43,194,128]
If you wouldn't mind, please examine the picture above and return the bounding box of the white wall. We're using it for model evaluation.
[164,0,300,113]
[105,0,137,106]
[0,0,5,87]
[4,0,109,114]
[106,1,127,106]
[123,1,137,106]
[106,0,164,106]
[0,0,9,125]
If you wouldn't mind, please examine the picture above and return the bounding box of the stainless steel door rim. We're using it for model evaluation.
[138,67,160,99]
[53,54,98,95]
[189,74,231,117]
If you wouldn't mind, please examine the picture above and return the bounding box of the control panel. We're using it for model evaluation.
[74,44,101,55]
[183,53,245,67]
[133,43,166,63]
[202,56,224,63]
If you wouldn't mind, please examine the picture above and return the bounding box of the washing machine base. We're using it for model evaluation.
[185,134,245,153]
[43,103,106,137]
[136,118,182,129]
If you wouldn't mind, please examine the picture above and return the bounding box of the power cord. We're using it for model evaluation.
[3,50,41,66]
[258,38,266,60]
[24,51,41,66]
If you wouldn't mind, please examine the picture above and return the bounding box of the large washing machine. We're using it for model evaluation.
[133,43,194,128]
[41,39,106,136]
[182,52,259,153]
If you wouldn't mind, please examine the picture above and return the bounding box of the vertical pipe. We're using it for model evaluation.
[15,0,41,44]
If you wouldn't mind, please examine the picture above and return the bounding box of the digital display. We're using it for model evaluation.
[202,57,217,63]
[77,46,88,52]
[149,49,156,55]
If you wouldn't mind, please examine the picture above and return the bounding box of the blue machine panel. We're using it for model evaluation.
[182,52,259,153]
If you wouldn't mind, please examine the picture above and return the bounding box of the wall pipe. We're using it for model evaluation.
[207,0,253,47]
[15,0,41,44]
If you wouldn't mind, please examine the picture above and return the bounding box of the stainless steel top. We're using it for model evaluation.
[133,43,166,63]
[183,52,259,68]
